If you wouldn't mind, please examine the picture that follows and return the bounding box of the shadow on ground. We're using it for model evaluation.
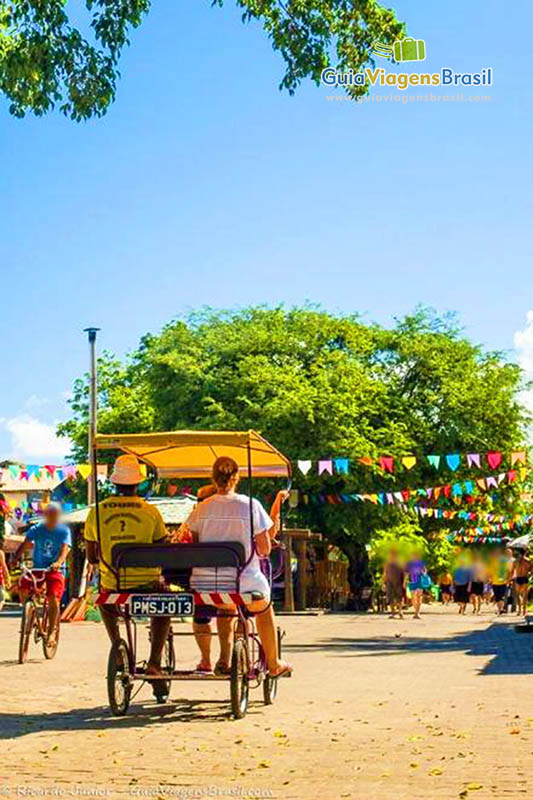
[0,695,270,740]
[285,619,533,676]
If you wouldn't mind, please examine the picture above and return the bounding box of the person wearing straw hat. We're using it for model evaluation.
[85,454,170,680]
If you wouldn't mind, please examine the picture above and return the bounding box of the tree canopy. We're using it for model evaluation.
[59,306,530,605]
[0,0,404,120]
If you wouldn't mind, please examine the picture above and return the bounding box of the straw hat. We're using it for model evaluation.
[110,454,144,485]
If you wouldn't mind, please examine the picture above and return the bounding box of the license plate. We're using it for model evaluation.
[129,593,194,617]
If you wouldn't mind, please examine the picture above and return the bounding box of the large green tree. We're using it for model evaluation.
[59,306,530,606]
[0,0,404,120]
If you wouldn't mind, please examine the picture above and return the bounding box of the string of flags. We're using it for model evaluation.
[289,468,528,508]
[0,461,147,485]
[447,533,509,545]
[296,449,529,476]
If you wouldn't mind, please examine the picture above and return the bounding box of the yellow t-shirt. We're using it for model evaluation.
[85,496,167,590]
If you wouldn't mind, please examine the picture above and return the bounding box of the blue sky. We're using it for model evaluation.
[1,0,532,463]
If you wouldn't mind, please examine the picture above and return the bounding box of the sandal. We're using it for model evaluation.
[214,661,232,676]
[195,663,214,675]
[267,663,293,679]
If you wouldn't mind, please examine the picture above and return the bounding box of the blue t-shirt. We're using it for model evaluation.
[26,523,72,570]
[453,567,472,586]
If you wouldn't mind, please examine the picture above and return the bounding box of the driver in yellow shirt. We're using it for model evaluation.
[85,454,170,679]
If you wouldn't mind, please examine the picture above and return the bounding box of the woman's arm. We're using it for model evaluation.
[255,531,272,558]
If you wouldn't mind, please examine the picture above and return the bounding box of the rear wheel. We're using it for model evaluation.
[42,604,60,660]
[230,638,250,719]
[107,639,132,716]
[18,602,35,664]
[263,627,282,705]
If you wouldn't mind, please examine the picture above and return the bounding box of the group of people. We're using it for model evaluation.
[439,548,531,616]
[7,453,292,681]
[382,546,531,619]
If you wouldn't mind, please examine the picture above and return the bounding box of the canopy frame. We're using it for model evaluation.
[90,430,290,589]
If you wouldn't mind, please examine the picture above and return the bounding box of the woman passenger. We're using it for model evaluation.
[186,456,292,678]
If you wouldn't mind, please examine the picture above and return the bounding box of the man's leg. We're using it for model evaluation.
[99,605,121,644]
[147,617,171,673]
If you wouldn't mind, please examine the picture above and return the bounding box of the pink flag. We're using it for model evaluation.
[486,476,498,489]
[466,453,481,468]
[378,456,394,473]
[318,460,333,476]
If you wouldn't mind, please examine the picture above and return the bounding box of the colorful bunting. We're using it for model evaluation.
[511,451,527,466]
[297,460,312,475]
[446,454,461,472]
[467,453,481,468]
[333,458,350,475]
[318,460,333,476]
[379,456,394,473]
[427,455,441,469]
[401,455,417,471]
[487,451,502,470]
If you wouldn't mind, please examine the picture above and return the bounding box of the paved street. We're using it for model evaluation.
[2,606,533,799]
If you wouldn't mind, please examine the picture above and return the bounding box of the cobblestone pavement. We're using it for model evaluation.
[2,605,533,799]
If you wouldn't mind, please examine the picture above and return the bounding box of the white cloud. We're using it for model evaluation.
[0,414,70,462]
[24,394,50,411]
[514,310,533,374]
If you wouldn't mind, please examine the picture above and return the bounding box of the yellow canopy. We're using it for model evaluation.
[94,430,291,479]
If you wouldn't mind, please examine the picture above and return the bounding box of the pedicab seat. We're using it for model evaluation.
[111,541,246,570]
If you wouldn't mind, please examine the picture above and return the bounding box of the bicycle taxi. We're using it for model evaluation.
[91,429,290,718]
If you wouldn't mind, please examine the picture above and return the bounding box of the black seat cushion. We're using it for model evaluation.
[111,541,246,570]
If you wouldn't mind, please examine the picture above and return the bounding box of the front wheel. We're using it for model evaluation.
[42,604,60,660]
[107,639,132,716]
[19,602,35,664]
[230,638,250,719]
[154,632,175,704]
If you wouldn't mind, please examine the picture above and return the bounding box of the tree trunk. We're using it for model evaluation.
[342,541,372,611]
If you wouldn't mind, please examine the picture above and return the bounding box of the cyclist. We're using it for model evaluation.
[15,503,72,646]
[84,454,170,680]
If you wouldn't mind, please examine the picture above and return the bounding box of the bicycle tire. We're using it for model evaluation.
[230,638,250,719]
[42,603,60,660]
[18,602,35,664]
[107,639,132,716]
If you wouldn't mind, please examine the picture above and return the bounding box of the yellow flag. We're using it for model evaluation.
[77,464,92,480]
[401,455,417,470]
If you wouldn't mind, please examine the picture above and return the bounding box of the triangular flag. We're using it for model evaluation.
[44,465,56,478]
[508,470,517,483]
[433,487,442,500]
[476,478,486,491]
[446,454,461,471]
[427,455,441,469]
[289,490,299,508]
[333,458,350,475]
[487,452,502,470]
[378,456,394,473]
[466,453,481,468]
[497,472,506,485]
[401,455,417,471]
[168,484,178,497]
[358,457,373,466]
[77,464,92,480]
[297,460,312,476]
[318,460,333,475]
[486,476,498,489]
[394,492,403,502]
[510,451,526,466]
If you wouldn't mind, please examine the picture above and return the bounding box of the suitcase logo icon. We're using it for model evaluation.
[372,37,426,62]
[393,38,426,62]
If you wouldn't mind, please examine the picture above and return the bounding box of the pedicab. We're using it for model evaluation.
[91,430,291,718]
